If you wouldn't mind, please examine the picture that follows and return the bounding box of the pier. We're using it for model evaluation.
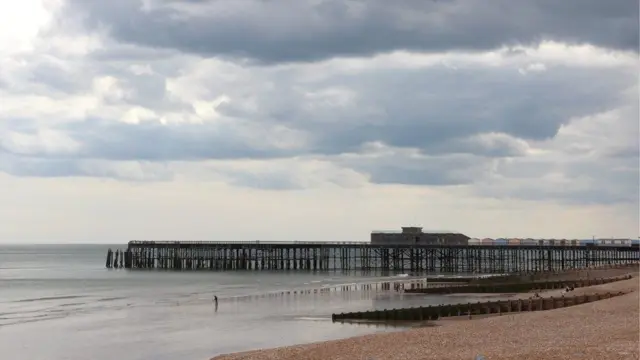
[106,241,640,273]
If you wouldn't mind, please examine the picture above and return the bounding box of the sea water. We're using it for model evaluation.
[0,245,499,360]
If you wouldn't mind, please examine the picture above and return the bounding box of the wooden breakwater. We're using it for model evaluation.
[467,263,639,284]
[109,241,640,273]
[331,291,629,322]
[404,274,633,294]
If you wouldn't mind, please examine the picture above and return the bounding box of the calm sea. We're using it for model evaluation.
[0,244,498,360]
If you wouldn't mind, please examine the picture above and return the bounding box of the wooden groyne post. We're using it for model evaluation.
[105,248,113,269]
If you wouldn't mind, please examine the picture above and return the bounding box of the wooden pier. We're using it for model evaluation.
[105,241,640,273]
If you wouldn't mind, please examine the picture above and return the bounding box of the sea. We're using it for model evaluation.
[0,244,503,360]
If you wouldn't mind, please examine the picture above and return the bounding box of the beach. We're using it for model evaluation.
[213,272,640,360]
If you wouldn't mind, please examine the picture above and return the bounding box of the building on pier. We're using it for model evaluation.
[370,227,469,246]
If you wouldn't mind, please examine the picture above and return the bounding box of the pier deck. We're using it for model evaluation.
[105,241,640,273]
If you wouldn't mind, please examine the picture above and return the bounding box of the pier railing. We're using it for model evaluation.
[128,240,371,246]
[127,240,638,248]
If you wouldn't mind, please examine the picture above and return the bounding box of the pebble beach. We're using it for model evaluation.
[213,272,640,360]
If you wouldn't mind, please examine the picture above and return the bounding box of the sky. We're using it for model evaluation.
[0,0,638,244]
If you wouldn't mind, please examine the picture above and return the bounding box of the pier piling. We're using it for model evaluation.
[104,241,640,272]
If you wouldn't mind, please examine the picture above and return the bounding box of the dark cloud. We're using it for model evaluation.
[218,65,632,157]
[0,63,626,167]
[88,42,185,62]
[0,153,174,181]
[0,0,637,207]
[0,156,83,178]
[1,63,632,164]
[57,118,294,161]
[64,0,639,63]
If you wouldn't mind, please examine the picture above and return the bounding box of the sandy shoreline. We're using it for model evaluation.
[213,271,640,360]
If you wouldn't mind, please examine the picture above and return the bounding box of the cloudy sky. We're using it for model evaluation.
[1,0,638,243]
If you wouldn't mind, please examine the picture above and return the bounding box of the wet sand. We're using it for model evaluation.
[213,271,639,360]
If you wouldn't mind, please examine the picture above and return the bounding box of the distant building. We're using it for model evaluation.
[597,238,632,246]
[370,227,470,246]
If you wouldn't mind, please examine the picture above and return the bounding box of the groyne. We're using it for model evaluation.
[331,290,629,322]
[404,274,634,294]
[468,263,639,284]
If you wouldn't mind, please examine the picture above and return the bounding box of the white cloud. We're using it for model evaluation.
[0,0,57,55]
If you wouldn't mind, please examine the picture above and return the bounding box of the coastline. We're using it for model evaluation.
[212,274,640,360]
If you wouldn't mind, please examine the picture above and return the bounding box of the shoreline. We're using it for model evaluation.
[212,272,639,360]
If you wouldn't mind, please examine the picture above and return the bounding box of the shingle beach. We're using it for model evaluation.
[213,272,640,360]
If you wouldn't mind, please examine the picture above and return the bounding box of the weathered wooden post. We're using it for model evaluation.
[105,248,113,269]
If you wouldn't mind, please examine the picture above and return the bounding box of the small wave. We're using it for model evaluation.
[0,312,52,322]
[217,284,254,290]
[59,302,85,307]
[13,295,87,303]
[296,316,329,321]
[96,296,126,302]
[0,309,43,317]
[0,313,69,327]
[46,309,67,313]
[0,266,53,270]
